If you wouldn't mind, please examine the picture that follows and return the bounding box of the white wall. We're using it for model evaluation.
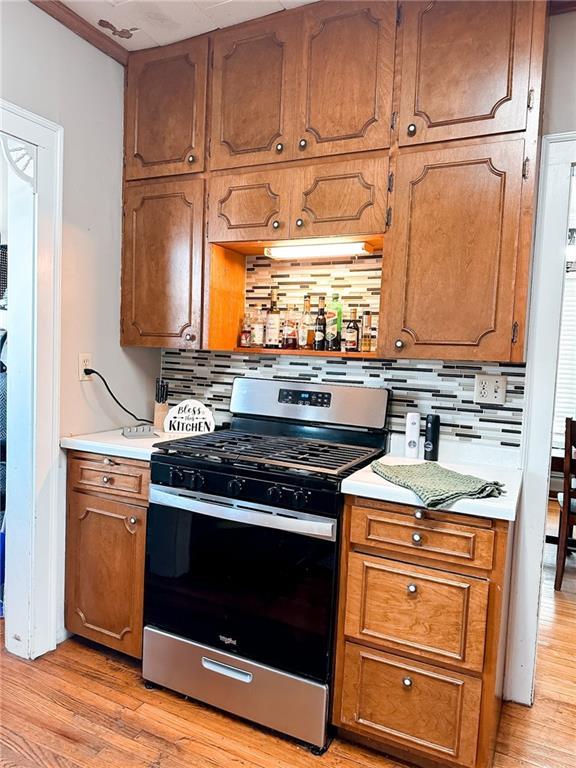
[0,0,159,435]
[543,12,576,135]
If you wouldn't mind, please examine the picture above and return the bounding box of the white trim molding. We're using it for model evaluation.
[0,99,63,658]
[505,132,576,704]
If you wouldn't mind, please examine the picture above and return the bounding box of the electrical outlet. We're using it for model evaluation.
[78,353,92,381]
[473,374,507,405]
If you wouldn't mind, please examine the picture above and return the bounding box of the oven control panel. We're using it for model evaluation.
[278,388,332,408]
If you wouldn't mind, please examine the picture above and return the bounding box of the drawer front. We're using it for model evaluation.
[69,456,150,502]
[350,505,495,571]
[339,643,481,768]
[345,553,489,671]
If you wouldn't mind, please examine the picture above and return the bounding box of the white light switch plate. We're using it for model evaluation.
[474,374,507,405]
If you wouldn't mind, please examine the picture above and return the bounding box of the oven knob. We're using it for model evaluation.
[188,471,205,491]
[266,485,283,503]
[227,478,244,497]
[292,490,308,509]
[170,468,185,486]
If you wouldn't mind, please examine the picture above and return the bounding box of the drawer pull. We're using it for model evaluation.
[411,532,423,546]
[129,516,137,525]
[414,509,425,520]
[402,676,413,688]
[407,583,418,595]
[102,475,112,485]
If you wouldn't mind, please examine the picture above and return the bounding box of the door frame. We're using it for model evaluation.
[504,132,576,704]
[0,99,63,658]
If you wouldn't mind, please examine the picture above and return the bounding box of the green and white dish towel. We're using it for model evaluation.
[371,460,505,509]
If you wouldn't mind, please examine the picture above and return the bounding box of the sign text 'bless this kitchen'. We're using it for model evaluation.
[164,399,215,434]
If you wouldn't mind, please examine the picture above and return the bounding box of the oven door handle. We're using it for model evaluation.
[149,487,336,541]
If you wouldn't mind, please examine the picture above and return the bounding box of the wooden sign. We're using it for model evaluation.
[163,399,215,434]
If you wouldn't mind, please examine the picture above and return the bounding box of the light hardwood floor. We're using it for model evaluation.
[1,502,574,768]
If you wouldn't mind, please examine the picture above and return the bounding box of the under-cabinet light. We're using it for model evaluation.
[264,242,374,260]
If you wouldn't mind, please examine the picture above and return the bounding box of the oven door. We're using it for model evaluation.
[145,485,339,683]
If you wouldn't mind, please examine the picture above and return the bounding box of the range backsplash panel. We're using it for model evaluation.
[160,351,526,451]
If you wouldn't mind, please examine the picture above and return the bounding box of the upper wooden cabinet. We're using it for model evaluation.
[121,179,204,348]
[379,139,525,361]
[125,37,209,179]
[295,1,396,160]
[397,1,534,146]
[210,16,299,171]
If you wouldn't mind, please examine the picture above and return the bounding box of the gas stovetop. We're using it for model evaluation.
[155,429,381,477]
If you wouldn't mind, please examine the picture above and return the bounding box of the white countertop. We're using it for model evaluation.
[341,455,522,521]
[60,429,175,461]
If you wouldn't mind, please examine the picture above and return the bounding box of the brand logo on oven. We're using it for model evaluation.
[219,635,237,646]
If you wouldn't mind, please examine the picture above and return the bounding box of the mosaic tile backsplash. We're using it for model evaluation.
[160,350,526,451]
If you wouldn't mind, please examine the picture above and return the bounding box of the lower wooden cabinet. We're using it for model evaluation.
[65,453,149,658]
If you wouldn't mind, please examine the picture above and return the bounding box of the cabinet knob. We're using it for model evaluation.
[411,532,423,546]
[102,475,111,484]
[414,509,425,520]
[103,457,114,466]
[394,339,404,350]
[275,142,284,154]
[402,676,413,688]
[298,138,308,150]
[407,583,418,595]
[295,218,304,228]
[272,220,281,229]
[184,333,195,342]
[187,154,195,163]
[407,124,417,137]
[129,517,137,525]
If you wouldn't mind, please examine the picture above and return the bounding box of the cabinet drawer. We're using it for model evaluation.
[350,504,495,571]
[345,553,489,672]
[339,643,481,768]
[69,456,150,503]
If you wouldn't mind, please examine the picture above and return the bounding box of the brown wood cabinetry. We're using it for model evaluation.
[121,178,204,348]
[379,139,525,361]
[396,1,534,147]
[125,37,209,179]
[65,452,149,659]
[333,496,512,768]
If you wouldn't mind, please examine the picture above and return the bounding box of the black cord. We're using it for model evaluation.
[84,368,153,424]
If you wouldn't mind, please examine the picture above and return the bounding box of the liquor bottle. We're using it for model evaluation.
[344,308,360,352]
[239,312,252,347]
[313,296,326,351]
[282,305,299,350]
[251,305,266,347]
[360,311,372,353]
[298,295,314,349]
[265,288,281,349]
[325,293,343,351]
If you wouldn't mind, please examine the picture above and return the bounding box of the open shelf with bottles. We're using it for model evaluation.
[233,348,379,358]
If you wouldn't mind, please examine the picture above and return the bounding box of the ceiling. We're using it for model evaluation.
[61,0,319,50]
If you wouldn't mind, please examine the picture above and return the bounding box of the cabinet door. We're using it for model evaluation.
[210,16,298,170]
[292,157,388,238]
[297,1,396,159]
[397,1,533,146]
[209,169,291,242]
[121,179,203,348]
[379,140,525,361]
[125,37,208,179]
[65,492,146,658]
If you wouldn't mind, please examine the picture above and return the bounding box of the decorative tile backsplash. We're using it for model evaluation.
[160,350,526,451]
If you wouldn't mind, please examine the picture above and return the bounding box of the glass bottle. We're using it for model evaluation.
[360,310,372,353]
[239,311,252,347]
[325,293,343,351]
[344,308,361,352]
[298,295,315,350]
[313,296,326,351]
[282,304,299,350]
[265,288,281,349]
[251,304,266,347]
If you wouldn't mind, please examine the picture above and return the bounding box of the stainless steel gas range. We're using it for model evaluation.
[143,378,389,751]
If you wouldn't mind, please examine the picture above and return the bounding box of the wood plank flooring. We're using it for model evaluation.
[1,502,575,768]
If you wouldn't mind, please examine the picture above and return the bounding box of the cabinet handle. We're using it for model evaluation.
[407,124,417,137]
[129,517,137,525]
[295,218,304,228]
[407,583,418,595]
[402,676,413,688]
[394,339,404,350]
[275,142,284,154]
[184,333,195,342]
[187,154,195,163]
[414,509,425,520]
[103,457,115,466]
[411,532,423,546]
[298,138,308,150]
[102,475,112,484]
[272,220,281,230]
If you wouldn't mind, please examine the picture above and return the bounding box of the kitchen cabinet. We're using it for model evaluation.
[396,1,534,147]
[378,139,525,361]
[333,496,512,768]
[124,37,209,179]
[65,452,149,659]
[121,178,204,348]
[209,157,388,243]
